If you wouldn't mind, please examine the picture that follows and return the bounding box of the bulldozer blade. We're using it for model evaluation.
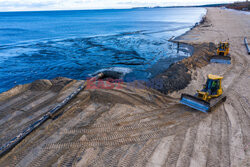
[210,55,231,64]
[180,94,211,113]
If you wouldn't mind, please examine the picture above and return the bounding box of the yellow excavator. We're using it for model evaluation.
[210,42,231,64]
[180,74,226,113]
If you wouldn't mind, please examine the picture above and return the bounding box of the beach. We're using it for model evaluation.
[0,7,249,167]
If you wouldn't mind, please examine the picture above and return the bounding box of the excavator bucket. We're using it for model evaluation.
[210,55,231,64]
[180,93,211,113]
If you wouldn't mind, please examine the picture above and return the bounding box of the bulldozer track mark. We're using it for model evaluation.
[175,124,199,167]
[64,118,173,134]
[1,91,44,110]
[27,149,57,167]
[230,89,250,121]
[57,148,82,167]
[43,114,203,151]
[222,50,248,91]
[0,82,89,166]
[164,132,186,167]
[1,95,55,127]
[90,107,173,128]
[0,93,59,146]
[229,90,250,157]
[61,113,191,136]
[0,90,32,111]
[132,139,160,167]
[103,147,128,167]
[43,133,160,150]
[5,140,51,167]
[221,105,232,167]
[0,91,46,120]
[96,88,158,107]
[220,54,235,76]
[87,147,122,167]
[233,50,248,70]
[117,143,146,167]
[1,100,85,167]
[206,111,222,167]
[239,97,250,119]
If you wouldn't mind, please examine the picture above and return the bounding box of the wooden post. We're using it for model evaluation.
[177,42,180,53]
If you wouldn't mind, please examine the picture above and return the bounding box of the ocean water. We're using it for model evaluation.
[0,7,206,93]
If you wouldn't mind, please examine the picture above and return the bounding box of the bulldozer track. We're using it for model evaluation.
[1,99,84,166]
[43,113,203,151]
[219,56,235,76]
[164,131,186,166]
[0,91,46,117]
[65,113,192,137]
[27,149,57,167]
[0,90,32,111]
[62,111,188,135]
[87,147,114,167]
[89,107,173,128]
[224,51,249,92]
[230,89,250,120]
[0,93,55,125]
[0,80,88,160]
[91,147,127,167]
[117,144,145,167]
[206,110,222,167]
[239,97,250,118]
[175,124,199,167]
[0,92,58,145]
[131,139,160,166]
[219,107,230,167]
[229,90,250,157]
[57,148,82,167]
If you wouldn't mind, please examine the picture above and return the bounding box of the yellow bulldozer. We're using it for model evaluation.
[210,42,231,64]
[180,74,227,113]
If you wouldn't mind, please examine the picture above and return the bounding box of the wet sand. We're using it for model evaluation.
[0,8,249,167]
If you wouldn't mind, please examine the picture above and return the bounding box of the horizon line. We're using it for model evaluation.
[0,3,229,13]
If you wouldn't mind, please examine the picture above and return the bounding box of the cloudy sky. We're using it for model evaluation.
[0,0,238,11]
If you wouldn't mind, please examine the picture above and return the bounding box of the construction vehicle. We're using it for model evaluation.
[180,74,226,113]
[210,42,231,64]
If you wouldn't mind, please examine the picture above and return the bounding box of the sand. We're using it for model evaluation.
[0,8,249,167]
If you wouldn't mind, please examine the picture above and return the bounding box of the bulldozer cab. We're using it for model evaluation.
[197,74,223,101]
[218,42,229,50]
[203,79,219,95]
[217,42,229,56]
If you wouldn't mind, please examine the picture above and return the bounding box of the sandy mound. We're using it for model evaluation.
[150,43,216,94]
[30,79,53,91]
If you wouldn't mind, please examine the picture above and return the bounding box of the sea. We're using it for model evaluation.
[0,7,206,93]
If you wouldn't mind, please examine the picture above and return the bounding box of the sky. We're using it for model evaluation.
[0,0,239,12]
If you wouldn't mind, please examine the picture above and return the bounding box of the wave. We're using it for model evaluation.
[0,28,28,32]
[90,67,132,79]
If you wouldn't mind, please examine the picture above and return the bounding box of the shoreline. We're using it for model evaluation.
[0,40,211,99]
[0,8,207,96]
[147,9,216,94]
